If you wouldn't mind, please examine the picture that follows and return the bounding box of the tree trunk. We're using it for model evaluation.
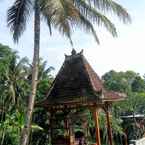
[20,1,40,145]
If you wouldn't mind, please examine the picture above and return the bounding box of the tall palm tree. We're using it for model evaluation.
[7,0,131,145]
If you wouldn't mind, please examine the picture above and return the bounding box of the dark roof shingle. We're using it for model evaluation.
[42,50,103,105]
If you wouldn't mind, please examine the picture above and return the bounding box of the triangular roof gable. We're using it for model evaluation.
[46,50,103,104]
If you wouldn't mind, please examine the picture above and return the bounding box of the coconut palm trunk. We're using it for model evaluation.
[20,1,40,145]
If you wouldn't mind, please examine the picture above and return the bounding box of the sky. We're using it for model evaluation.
[0,0,145,77]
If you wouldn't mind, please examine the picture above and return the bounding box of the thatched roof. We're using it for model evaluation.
[37,50,125,108]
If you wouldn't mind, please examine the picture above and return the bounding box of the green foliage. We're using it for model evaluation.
[0,45,30,111]
[103,70,145,115]
[0,112,22,145]
[131,76,145,92]
[103,70,145,140]
[0,43,54,145]
[103,70,133,93]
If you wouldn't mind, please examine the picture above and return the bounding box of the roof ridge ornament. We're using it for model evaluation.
[71,48,77,55]
[65,49,82,60]
[79,49,83,55]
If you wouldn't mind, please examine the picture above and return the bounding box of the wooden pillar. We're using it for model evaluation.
[64,117,73,145]
[49,110,55,145]
[124,130,128,145]
[50,114,53,145]
[105,108,114,145]
[64,117,69,135]
[93,107,101,145]
[47,112,51,144]
[69,121,74,145]
[64,108,73,145]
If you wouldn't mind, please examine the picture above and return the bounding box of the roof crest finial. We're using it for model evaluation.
[71,48,77,55]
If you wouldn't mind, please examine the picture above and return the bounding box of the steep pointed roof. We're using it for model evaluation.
[40,50,103,106]
[37,50,126,108]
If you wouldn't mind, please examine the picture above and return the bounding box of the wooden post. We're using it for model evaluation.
[64,117,69,136]
[50,113,53,145]
[69,121,74,145]
[105,108,114,145]
[93,107,101,145]
[49,110,56,145]
[124,130,128,145]
[63,109,73,145]
[47,112,51,145]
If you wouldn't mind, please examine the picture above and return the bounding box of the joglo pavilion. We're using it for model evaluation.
[37,49,126,145]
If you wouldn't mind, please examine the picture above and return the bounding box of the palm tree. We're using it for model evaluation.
[0,44,29,110]
[7,0,131,145]
[0,45,30,145]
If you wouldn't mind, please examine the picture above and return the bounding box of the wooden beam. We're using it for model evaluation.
[105,109,114,145]
[42,102,104,111]
[93,107,101,145]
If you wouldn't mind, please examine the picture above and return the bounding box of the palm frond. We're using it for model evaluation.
[65,2,100,43]
[75,0,117,37]
[111,1,131,23]
[43,14,52,35]
[41,0,130,44]
[7,0,32,42]
[76,13,100,43]
[16,57,29,71]
[41,0,74,45]
[85,0,131,23]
